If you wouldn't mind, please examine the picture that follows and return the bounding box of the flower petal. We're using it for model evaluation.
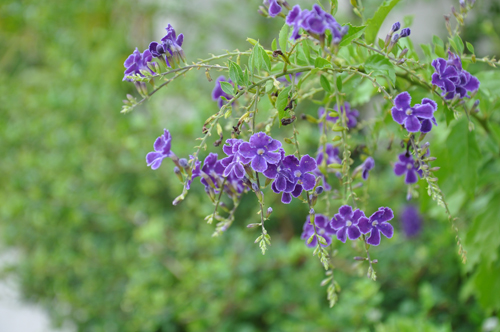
[366,228,381,246]
[331,215,345,230]
[347,226,361,240]
[336,227,347,243]
[238,142,254,158]
[339,205,353,219]
[358,217,371,234]
[281,192,292,204]
[404,115,421,132]
[300,173,316,191]
[413,104,434,119]
[394,162,407,176]
[394,91,411,110]
[405,168,418,184]
[391,108,406,125]
[378,222,394,238]
[251,156,268,173]
[291,184,303,197]
[299,155,317,173]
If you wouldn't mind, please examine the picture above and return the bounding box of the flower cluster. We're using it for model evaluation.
[123,24,185,81]
[393,153,422,184]
[432,52,480,100]
[391,92,437,133]
[318,102,359,130]
[300,205,394,247]
[286,4,348,43]
[123,48,155,82]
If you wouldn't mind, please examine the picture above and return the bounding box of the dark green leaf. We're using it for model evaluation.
[320,75,332,93]
[364,54,396,86]
[365,0,401,44]
[276,86,291,126]
[339,24,366,47]
[446,118,481,197]
[271,38,277,51]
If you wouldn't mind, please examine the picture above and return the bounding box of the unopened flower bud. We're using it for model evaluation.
[399,48,409,58]
[315,186,324,195]
[179,158,188,168]
[391,22,401,33]
[309,208,315,214]
[247,223,261,228]
[267,207,273,215]
[400,28,411,38]
[173,166,181,174]
[354,256,367,261]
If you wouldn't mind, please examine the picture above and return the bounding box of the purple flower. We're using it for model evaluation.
[400,205,422,238]
[419,98,438,133]
[239,132,282,173]
[318,102,359,130]
[358,207,394,246]
[300,214,336,247]
[361,157,375,180]
[264,0,282,17]
[391,92,435,132]
[185,155,201,190]
[285,4,348,42]
[146,129,175,170]
[330,205,364,243]
[200,153,225,190]
[160,24,185,64]
[314,144,341,191]
[431,53,480,100]
[394,153,422,184]
[123,48,155,81]
[212,76,234,109]
[282,154,317,192]
[431,58,459,93]
[221,139,251,179]
[263,150,300,204]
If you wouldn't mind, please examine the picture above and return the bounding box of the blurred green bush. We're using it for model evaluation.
[0,0,499,331]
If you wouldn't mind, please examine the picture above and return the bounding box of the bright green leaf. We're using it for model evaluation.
[339,24,366,47]
[279,23,289,52]
[365,0,401,44]
[228,61,244,86]
[314,57,332,69]
[271,38,277,51]
[220,81,235,96]
[466,41,475,54]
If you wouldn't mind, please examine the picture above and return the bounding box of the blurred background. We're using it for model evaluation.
[1,0,500,331]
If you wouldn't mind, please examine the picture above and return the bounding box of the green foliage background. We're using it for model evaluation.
[1,0,500,331]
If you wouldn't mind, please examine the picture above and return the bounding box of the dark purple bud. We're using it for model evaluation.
[400,28,411,38]
[399,48,409,58]
[252,182,260,192]
[473,100,480,108]
[315,186,324,195]
[392,33,400,42]
[391,22,401,32]
[174,166,181,174]
[179,158,188,168]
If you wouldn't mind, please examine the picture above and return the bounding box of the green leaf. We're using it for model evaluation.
[446,118,481,197]
[279,23,289,52]
[265,80,274,93]
[448,38,459,55]
[377,38,385,50]
[466,41,475,54]
[420,44,432,60]
[228,61,244,86]
[432,35,444,47]
[259,46,271,72]
[220,81,235,96]
[314,57,332,69]
[331,0,339,16]
[475,71,500,99]
[365,0,401,44]
[301,40,312,64]
[339,24,366,47]
[276,86,291,126]
[336,75,343,92]
[271,38,277,51]
[320,75,332,93]
[453,35,464,54]
[403,15,414,27]
[364,54,396,86]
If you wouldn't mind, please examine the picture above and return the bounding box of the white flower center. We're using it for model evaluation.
[372,220,379,226]
[406,163,413,170]
[319,229,325,235]
[405,109,412,116]
[346,220,352,227]
[294,170,302,178]
[257,148,265,155]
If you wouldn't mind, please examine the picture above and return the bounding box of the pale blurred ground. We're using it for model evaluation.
[0,0,452,330]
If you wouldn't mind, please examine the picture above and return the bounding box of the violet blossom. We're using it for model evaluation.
[419,98,438,133]
[264,150,300,204]
[221,139,251,179]
[400,205,422,238]
[146,129,176,170]
[300,214,336,248]
[358,207,394,246]
[263,0,282,17]
[361,157,375,180]
[391,92,435,132]
[394,153,422,184]
[330,205,364,243]
[123,48,155,81]
[239,132,282,173]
